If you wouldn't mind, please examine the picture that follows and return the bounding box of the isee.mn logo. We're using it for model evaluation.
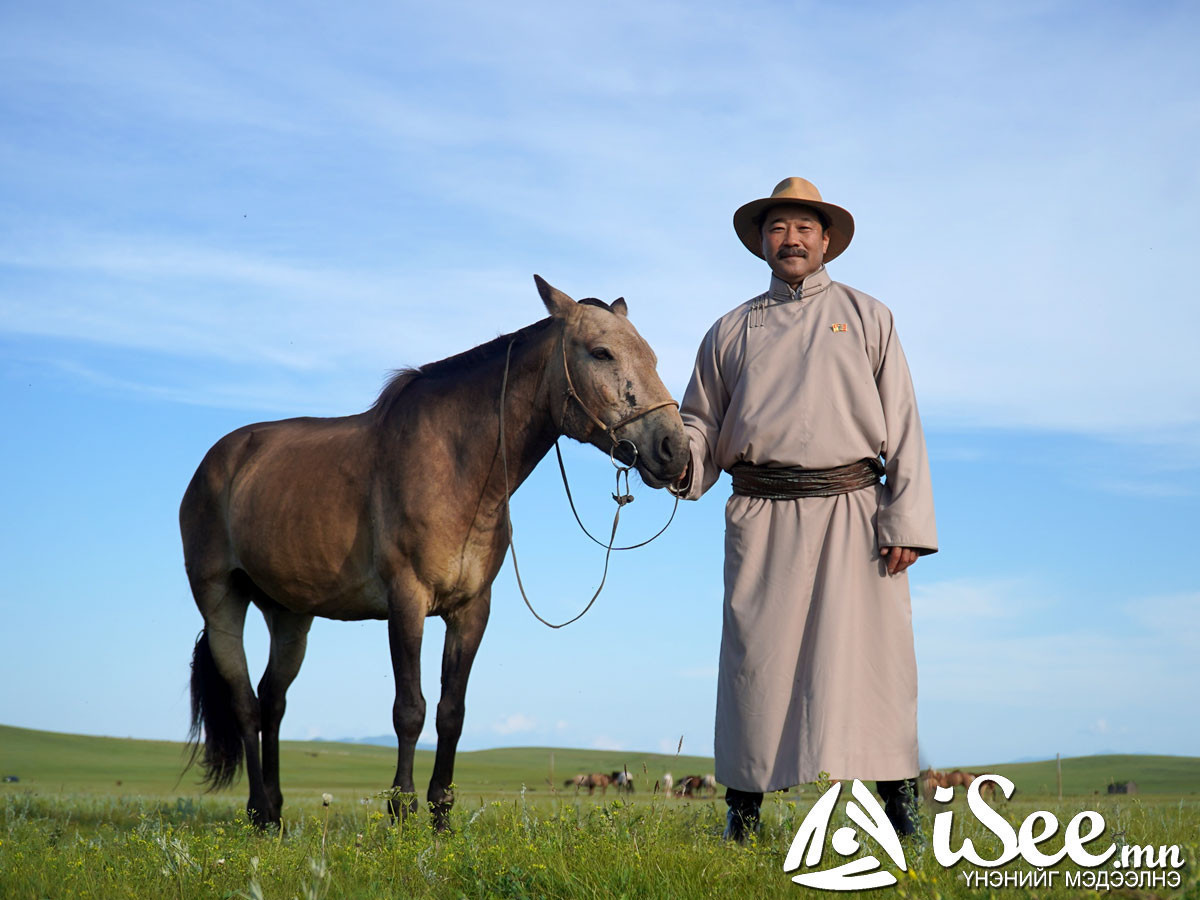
[783,779,907,890]
[784,774,1187,892]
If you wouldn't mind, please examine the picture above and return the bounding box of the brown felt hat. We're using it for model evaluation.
[733,177,855,262]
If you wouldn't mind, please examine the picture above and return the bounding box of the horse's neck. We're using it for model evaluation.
[488,327,560,492]
[385,323,561,502]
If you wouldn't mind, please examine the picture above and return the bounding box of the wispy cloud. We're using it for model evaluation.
[1084,718,1129,737]
[3,2,1199,440]
[1123,591,1200,646]
[492,713,537,735]
[912,577,1038,623]
[915,578,1199,761]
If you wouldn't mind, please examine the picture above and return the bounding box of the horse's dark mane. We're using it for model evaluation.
[371,299,617,420]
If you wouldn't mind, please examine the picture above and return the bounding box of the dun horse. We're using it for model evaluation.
[181,276,686,829]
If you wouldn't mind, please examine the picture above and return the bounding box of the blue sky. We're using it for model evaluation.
[1,0,1197,770]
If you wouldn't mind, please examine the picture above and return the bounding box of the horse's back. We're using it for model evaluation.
[181,414,388,619]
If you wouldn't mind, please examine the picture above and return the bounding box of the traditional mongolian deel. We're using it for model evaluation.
[680,268,938,793]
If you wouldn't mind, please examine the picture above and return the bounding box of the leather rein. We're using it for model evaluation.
[498,324,680,629]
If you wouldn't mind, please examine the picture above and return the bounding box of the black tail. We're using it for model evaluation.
[185,629,243,790]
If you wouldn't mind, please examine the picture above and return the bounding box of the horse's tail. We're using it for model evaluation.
[185,629,243,790]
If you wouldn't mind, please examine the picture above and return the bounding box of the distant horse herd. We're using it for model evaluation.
[563,771,718,798]
[920,768,999,800]
[563,769,997,802]
[563,772,625,795]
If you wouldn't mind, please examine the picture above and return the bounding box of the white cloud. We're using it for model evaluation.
[1122,591,1200,646]
[0,232,523,369]
[915,578,1200,761]
[492,713,537,735]
[1085,718,1125,737]
[3,3,1200,442]
[1091,479,1197,500]
[912,577,1032,623]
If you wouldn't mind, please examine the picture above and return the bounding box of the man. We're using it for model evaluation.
[673,177,937,841]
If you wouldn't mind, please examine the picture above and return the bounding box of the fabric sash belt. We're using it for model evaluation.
[729,458,884,499]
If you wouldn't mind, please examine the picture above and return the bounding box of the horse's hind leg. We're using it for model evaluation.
[258,603,314,824]
[428,590,491,831]
[195,574,274,828]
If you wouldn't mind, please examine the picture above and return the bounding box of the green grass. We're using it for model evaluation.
[0,724,718,801]
[6,723,1199,801]
[3,725,1199,899]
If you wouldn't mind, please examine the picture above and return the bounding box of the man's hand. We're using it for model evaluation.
[880,546,919,575]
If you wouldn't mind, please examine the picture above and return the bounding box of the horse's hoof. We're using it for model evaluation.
[429,801,453,833]
[248,807,281,832]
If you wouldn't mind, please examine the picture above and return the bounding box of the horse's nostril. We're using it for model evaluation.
[658,434,673,462]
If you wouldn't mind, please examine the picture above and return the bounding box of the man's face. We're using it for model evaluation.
[761,204,830,287]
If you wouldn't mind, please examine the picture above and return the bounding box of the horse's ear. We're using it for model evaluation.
[611,297,628,317]
[534,274,575,318]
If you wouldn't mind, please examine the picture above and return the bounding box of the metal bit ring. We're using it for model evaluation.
[610,438,638,470]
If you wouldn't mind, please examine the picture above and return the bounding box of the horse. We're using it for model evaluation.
[181,276,687,830]
[921,768,999,801]
[700,773,718,797]
[564,773,614,795]
[676,774,705,797]
[920,768,941,800]
[942,769,970,790]
[611,770,635,794]
[970,773,998,800]
[661,772,673,796]
[586,773,612,795]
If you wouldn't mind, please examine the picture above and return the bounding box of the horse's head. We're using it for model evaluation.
[534,275,687,489]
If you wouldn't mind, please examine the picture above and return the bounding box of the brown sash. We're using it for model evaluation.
[729,458,883,499]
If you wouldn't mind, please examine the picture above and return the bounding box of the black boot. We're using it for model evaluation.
[723,787,762,843]
[876,778,919,836]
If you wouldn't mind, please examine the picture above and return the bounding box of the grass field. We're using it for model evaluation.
[3,724,1199,898]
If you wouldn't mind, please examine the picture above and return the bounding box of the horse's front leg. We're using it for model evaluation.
[428,589,491,831]
[386,575,431,821]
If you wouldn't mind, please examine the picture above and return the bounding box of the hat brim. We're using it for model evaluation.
[733,197,855,263]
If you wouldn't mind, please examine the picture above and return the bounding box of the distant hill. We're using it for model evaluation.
[941,753,1200,798]
[0,724,714,799]
[313,734,436,751]
[2,723,1197,800]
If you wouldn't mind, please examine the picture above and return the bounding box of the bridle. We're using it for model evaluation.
[555,326,679,466]
[499,322,680,629]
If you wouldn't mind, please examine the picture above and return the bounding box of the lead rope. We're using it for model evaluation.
[499,336,678,628]
[554,441,678,550]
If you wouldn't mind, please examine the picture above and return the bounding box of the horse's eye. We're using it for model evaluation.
[590,347,614,361]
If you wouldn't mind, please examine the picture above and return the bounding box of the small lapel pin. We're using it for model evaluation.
[831,323,847,333]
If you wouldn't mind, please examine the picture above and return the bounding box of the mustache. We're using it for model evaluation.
[777,247,808,258]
